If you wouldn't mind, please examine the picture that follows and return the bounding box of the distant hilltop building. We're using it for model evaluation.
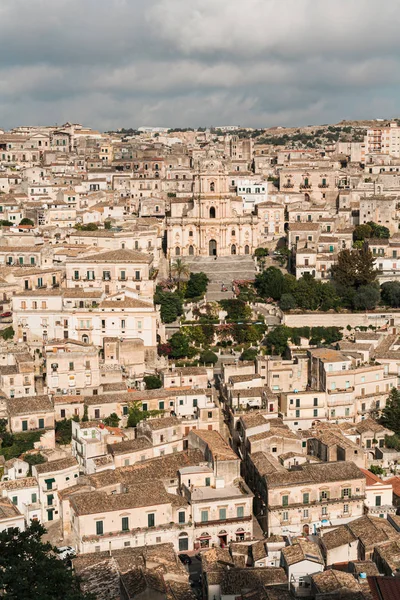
[214,125,240,131]
[137,126,169,134]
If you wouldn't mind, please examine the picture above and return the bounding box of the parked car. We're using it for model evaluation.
[179,554,192,565]
[56,546,76,561]
[0,312,12,318]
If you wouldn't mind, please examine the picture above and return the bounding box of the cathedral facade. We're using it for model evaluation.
[166,153,263,258]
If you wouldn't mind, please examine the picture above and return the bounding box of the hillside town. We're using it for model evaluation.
[3,120,400,599]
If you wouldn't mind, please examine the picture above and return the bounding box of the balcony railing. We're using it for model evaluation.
[318,184,329,188]
[300,184,312,190]
[194,515,251,527]
[269,495,365,511]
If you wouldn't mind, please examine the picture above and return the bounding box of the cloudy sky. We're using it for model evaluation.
[1,0,399,130]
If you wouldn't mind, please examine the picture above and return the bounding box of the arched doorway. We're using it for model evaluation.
[175,247,180,256]
[244,245,250,255]
[209,206,216,218]
[231,244,236,255]
[82,335,89,344]
[188,245,194,256]
[218,530,228,548]
[209,239,217,256]
[304,193,310,202]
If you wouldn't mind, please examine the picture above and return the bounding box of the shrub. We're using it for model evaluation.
[199,350,218,365]
[143,375,162,390]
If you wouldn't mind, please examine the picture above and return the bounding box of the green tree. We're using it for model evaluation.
[279,293,296,311]
[240,348,258,361]
[19,218,35,226]
[154,288,183,324]
[75,223,98,231]
[82,405,89,422]
[104,220,112,230]
[369,465,384,476]
[0,521,94,600]
[264,325,291,356]
[1,327,14,341]
[255,267,285,300]
[55,419,72,445]
[199,350,218,365]
[331,247,378,289]
[254,248,269,258]
[353,284,380,310]
[219,299,251,321]
[381,281,400,307]
[380,388,400,434]
[143,375,162,389]
[367,221,390,239]
[0,220,13,227]
[23,453,46,475]
[353,223,372,242]
[171,258,190,290]
[169,332,190,359]
[103,413,120,427]
[185,272,209,298]
[127,400,163,428]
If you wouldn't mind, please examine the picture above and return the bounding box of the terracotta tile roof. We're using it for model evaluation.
[190,429,238,461]
[71,248,151,264]
[7,394,54,416]
[34,456,78,475]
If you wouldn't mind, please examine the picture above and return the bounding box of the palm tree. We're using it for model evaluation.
[171,258,190,290]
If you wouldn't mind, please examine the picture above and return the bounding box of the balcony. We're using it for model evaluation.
[300,184,312,190]
[194,515,251,528]
[318,184,329,188]
[269,495,365,511]
[283,183,294,189]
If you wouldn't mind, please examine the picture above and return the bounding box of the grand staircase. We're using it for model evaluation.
[184,256,256,301]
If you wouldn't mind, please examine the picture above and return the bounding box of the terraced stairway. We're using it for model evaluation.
[184,256,256,301]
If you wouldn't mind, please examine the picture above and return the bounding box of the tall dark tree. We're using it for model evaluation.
[0,521,93,600]
[380,388,400,435]
[381,281,400,307]
[331,247,378,289]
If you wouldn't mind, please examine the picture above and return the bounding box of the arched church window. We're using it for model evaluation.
[231,230,236,237]
[210,182,215,192]
[209,207,216,219]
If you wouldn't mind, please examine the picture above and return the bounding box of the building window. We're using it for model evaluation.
[12,496,17,505]
[341,488,351,498]
[94,409,100,419]
[148,513,155,527]
[343,504,349,514]
[31,493,37,503]
[122,517,129,531]
[320,490,329,500]
[237,506,244,518]
[375,496,382,507]
[205,477,211,487]
[282,495,288,507]
[295,410,300,418]
[159,401,164,410]
[313,398,318,406]
[313,409,318,417]
[22,420,28,431]
[322,506,327,516]
[201,510,208,523]
[282,511,289,521]
[303,493,309,504]
[303,509,309,518]
[96,521,103,535]
[178,511,185,524]
[38,418,44,429]
[219,508,226,520]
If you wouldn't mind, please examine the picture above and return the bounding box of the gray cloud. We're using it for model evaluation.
[0,0,399,129]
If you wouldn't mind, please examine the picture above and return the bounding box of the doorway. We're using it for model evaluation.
[209,239,217,256]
